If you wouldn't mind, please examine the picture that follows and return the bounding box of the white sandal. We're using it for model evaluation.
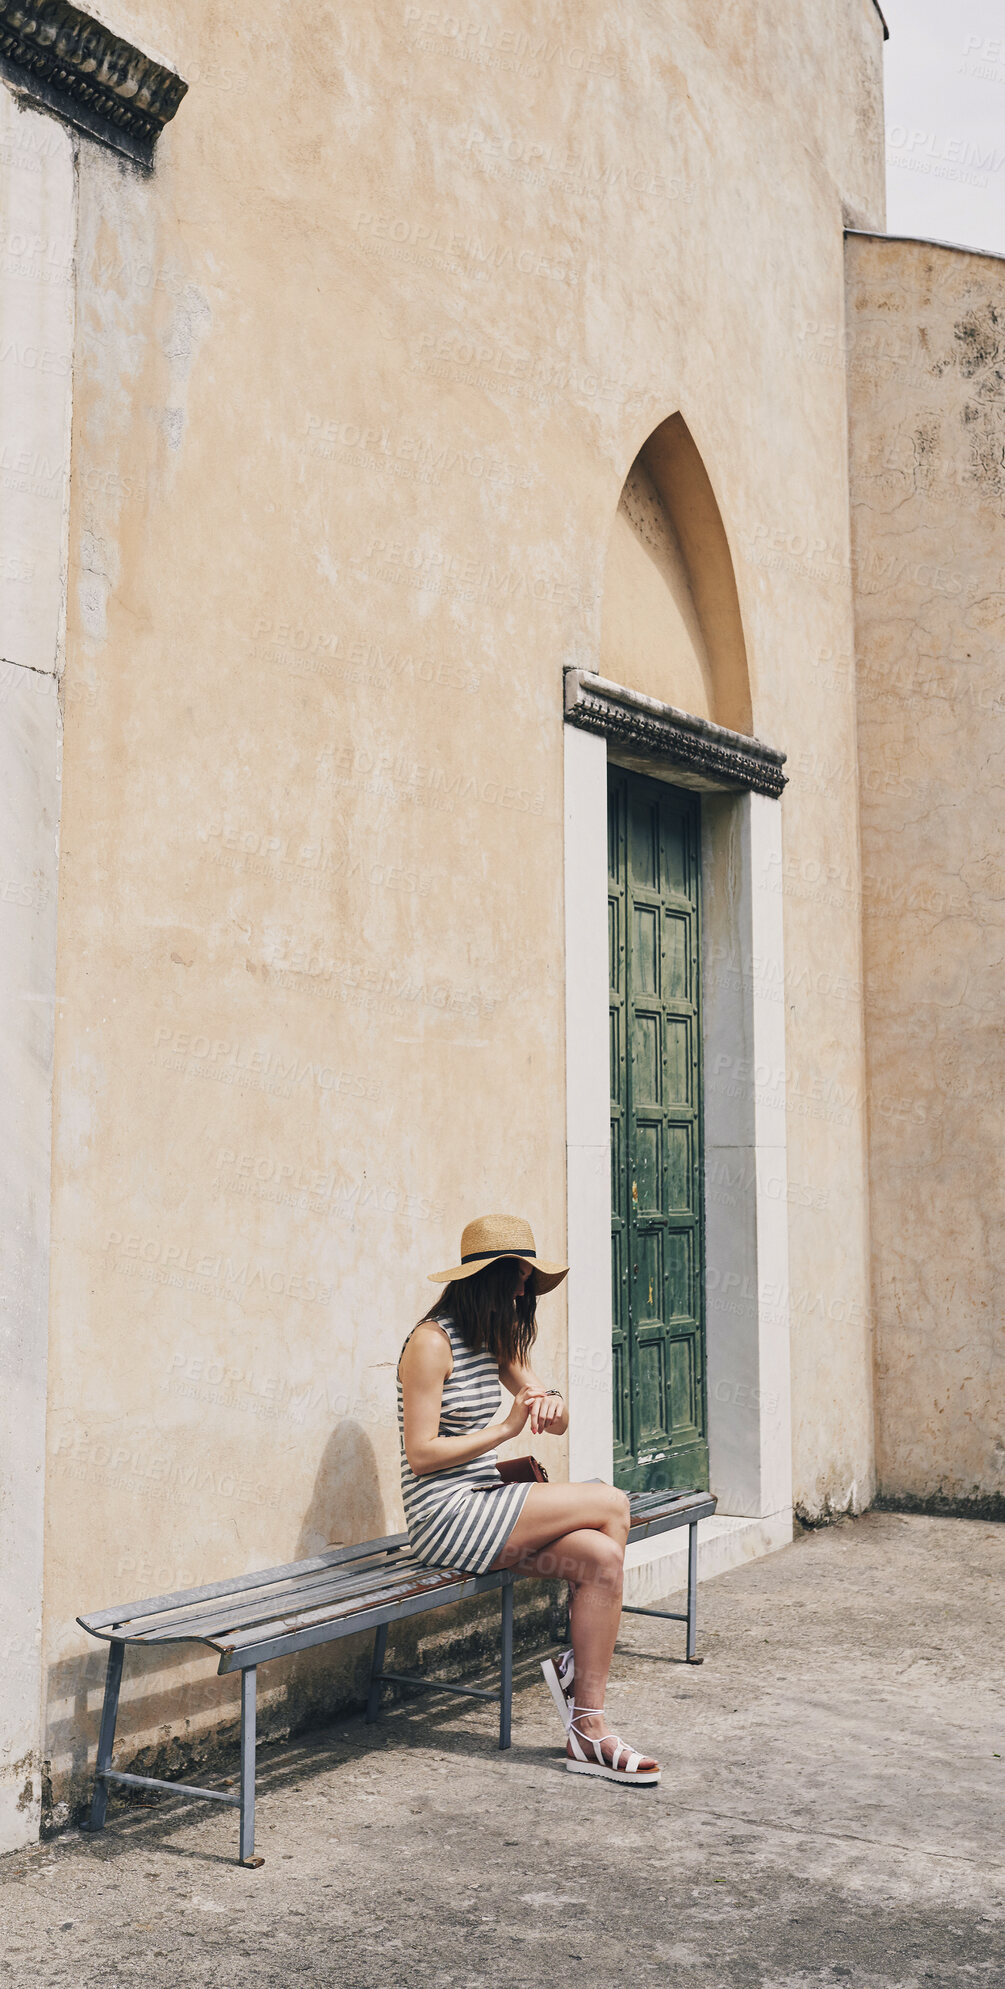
[540,1648,575,1730]
[565,1707,661,1785]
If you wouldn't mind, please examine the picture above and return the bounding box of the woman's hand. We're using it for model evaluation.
[526,1389,563,1437]
[503,1386,564,1439]
[498,1358,569,1439]
[501,1386,536,1441]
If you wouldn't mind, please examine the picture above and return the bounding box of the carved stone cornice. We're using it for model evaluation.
[0,1,186,164]
[564,668,787,798]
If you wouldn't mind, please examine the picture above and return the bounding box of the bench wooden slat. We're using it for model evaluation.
[77,1532,410,1635]
[630,1489,706,1515]
[216,1570,511,1672]
[628,1491,716,1540]
[107,1547,420,1643]
[631,1489,694,1509]
[214,1563,497,1656]
[133,1554,464,1648]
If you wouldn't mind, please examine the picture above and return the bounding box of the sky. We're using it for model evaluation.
[882,0,1005,257]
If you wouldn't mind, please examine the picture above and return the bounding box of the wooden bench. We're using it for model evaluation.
[78,1487,716,1865]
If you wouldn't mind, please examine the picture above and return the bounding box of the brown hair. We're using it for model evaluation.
[419,1257,537,1370]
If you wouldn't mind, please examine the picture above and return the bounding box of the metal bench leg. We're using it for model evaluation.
[86,1638,125,1832]
[499,1580,513,1751]
[366,1623,388,1723]
[685,1520,703,1664]
[239,1668,263,1867]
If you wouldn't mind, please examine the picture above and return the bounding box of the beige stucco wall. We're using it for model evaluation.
[846,233,1005,1513]
[38,0,886,1811]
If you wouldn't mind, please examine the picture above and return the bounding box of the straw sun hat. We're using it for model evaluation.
[429,1214,569,1296]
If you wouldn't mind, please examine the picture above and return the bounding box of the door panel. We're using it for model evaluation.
[664,1017,692,1105]
[632,1013,661,1104]
[608,766,708,1493]
[665,915,689,998]
[632,905,660,992]
[668,1337,697,1430]
[665,1124,691,1210]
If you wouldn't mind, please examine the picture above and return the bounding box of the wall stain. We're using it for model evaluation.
[949,307,1005,509]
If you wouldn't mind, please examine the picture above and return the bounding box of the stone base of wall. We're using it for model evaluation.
[873,1491,1005,1526]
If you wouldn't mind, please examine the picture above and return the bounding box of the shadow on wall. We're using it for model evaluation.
[295,1419,387,1558]
[46,1422,388,1821]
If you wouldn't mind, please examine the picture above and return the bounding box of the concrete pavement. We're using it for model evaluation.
[1,1511,1002,1988]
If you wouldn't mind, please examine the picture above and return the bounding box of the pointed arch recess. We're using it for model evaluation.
[600,412,753,738]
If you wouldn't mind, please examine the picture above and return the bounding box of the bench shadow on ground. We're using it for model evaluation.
[59,1653,559,1869]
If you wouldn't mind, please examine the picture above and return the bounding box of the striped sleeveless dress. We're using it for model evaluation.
[396,1316,531,1574]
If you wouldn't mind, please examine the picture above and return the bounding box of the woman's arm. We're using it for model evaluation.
[399,1324,532,1476]
[498,1356,569,1437]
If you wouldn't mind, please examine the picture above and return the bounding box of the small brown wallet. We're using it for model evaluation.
[497,1456,549,1483]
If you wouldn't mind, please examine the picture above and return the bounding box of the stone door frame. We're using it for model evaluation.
[562,671,794,1593]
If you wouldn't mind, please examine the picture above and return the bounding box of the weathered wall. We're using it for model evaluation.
[40,0,885,1810]
[846,233,1005,1514]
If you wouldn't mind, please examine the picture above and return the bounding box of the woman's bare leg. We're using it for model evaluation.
[488,1483,657,1771]
[525,1524,625,1709]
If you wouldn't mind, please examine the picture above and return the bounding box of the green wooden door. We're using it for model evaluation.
[608,766,708,1493]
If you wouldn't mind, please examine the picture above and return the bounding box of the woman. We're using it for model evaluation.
[397,1213,660,1785]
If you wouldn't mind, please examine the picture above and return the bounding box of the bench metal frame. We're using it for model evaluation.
[79,1491,715,1865]
[621,1504,705,1662]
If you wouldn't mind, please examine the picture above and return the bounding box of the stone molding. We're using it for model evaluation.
[0,1,186,163]
[563,668,787,798]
